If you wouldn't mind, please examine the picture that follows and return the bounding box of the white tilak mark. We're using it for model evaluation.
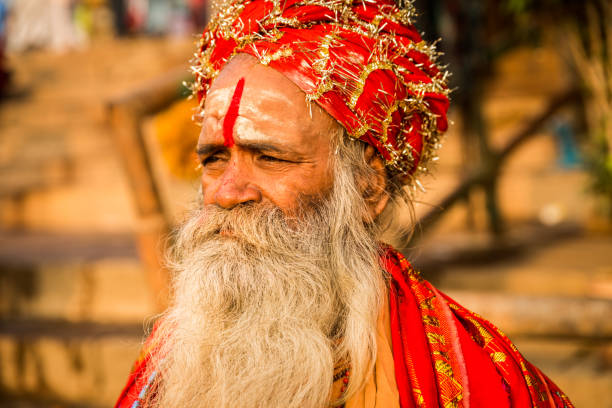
[233,119,277,144]
[206,87,235,113]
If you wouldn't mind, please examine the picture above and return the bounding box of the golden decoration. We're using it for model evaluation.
[191,0,450,184]
[491,352,507,363]
[426,332,446,345]
[419,296,435,310]
[422,315,440,327]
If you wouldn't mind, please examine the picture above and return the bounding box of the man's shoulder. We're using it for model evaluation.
[380,245,574,408]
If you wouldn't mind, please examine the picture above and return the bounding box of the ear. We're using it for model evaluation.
[361,145,390,223]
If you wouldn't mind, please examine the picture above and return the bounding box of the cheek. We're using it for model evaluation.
[264,181,298,206]
[263,169,333,208]
[299,161,334,194]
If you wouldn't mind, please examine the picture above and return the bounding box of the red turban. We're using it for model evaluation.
[192,0,450,182]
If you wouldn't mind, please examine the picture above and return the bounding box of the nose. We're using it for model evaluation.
[213,162,262,209]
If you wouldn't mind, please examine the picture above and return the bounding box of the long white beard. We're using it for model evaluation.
[146,154,385,408]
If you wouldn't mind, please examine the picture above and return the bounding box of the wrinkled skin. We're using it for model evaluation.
[198,54,339,213]
[197,53,389,218]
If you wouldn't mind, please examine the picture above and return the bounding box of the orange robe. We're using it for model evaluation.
[115,247,574,408]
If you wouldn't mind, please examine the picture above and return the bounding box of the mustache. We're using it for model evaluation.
[190,193,331,237]
[177,199,331,250]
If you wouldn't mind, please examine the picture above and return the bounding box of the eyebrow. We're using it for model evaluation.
[196,141,292,156]
[196,144,222,156]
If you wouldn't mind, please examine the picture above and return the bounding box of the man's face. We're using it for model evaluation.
[198,54,339,213]
[151,57,387,407]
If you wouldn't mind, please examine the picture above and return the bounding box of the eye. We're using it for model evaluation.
[259,154,286,162]
[201,154,223,166]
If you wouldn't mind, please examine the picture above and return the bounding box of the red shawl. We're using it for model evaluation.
[115,247,573,408]
[381,247,573,408]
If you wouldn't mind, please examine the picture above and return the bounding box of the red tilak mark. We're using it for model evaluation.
[222,77,245,148]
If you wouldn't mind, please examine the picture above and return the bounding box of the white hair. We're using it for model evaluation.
[144,133,392,408]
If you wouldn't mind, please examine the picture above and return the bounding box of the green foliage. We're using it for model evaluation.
[584,135,612,218]
[585,134,612,195]
[505,0,532,14]
[504,0,585,15]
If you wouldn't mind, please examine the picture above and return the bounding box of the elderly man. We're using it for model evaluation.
[115,0,574,407]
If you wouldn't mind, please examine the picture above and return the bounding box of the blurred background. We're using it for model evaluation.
[0,0,610,406]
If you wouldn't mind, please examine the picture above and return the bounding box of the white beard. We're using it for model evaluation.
[145,151,385,408]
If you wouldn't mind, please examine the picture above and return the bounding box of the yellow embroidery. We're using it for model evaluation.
[427,332,446,345]
[444,400,460,408]
[433,350,449,360]
[420,296,435,310]
[422,315,440,327]
[435,360,454,378]
[413,388,425,407]
[444,396,463,408]
[465,315,493,347]
[491,352,507,363]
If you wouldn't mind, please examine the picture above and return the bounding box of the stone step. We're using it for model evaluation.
[0,129,73,199]
[0,319,144,407]
[0,231,155,406]
[445,290,612,339]
[0,162,72,198]
[416,232,612,299]
[0,37,195,234]
[0,232,156,323]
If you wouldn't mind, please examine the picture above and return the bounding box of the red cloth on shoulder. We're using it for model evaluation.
[114,324,160,408]
[383,247,573,408]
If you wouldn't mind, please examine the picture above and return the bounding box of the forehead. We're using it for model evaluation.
[206,54,304,111]
[201,54,337,146]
